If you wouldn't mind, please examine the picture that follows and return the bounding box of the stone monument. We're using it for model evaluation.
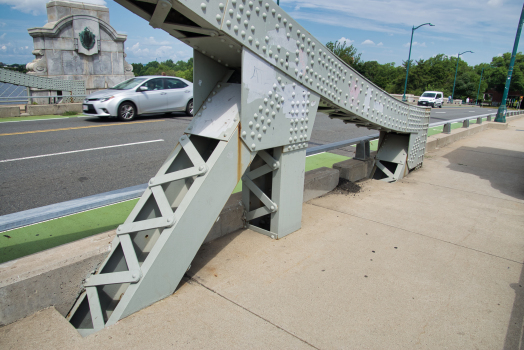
[26,0,134,102]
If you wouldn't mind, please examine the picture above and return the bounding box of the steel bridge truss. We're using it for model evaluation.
[67,0,430,335]
[0,68,85,99]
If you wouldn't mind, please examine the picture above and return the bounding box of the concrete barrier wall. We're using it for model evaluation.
[425,113,524,153]
[0,106,21,118]
[27,103,83,116]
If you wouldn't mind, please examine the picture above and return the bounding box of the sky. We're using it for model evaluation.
[0,0,523,67]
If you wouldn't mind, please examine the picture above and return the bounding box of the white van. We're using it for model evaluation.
[418,91,443,108]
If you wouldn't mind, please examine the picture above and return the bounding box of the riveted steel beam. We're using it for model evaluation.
[66,0,431,335]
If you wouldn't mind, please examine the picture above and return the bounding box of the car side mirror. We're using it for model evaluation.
[138,86,148,91]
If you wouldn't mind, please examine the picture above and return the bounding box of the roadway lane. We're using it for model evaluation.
[0,106,490,215]
[0,114,190,215]
[429,106,492,122]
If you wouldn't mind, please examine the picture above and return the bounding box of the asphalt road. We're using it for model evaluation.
[0,106,490,215]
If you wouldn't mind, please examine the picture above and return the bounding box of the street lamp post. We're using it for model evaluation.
[402,23,435,102]
[475,65,495,106]
[495,3,524,123]
[451,51,473,103]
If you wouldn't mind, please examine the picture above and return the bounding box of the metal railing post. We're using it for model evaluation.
[443,123,451,134]
[477,117,482,124]
[463,119,470,128]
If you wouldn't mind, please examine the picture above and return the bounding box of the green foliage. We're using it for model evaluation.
[1,63,28,73]
[326,41,523,101]
[131,58,194,82]
[326,41,361,68]
[485,52,524,94]
[61,111,78,116]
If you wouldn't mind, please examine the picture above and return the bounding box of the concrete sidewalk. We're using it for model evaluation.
[1,119,523,349]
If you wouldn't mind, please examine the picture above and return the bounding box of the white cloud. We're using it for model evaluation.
[361,39,375,46]
[155,45,173,57]
[285,0,519,44]
[1,45,6,50]
[127,42,150,56]
[142,37,172,46]
[403,41,426,48]
[377,42,383,47]
[0,33,5,39]
[487,0,503,7]
[337,37,354,46]
[0,0,106,16]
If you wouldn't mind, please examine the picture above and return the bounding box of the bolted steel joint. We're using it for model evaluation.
[131,270,142,282]
[198,164,207,175]
[166,217,176,227]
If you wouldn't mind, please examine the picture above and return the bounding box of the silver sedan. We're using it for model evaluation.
[82,76,193,121]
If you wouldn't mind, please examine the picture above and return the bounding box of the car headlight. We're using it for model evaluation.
[100,96,115,102]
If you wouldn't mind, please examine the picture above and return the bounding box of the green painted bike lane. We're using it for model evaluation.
[0,152,351,263]
[0,117,489,263]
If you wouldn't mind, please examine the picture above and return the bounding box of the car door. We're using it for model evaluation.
[164,78,191,112]
[135,78,167,114]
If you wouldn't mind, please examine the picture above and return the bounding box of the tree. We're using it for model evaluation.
[129,58,194,82]
[485,52,524,94]
[326,40,361,68]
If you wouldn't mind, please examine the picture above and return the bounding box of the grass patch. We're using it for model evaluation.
[0,114,85,122]
[61,111,79,116]
[232,152,351,193]
[427,117,489,137]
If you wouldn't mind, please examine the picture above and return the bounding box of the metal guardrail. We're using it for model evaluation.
[0,95,87,104]
[0,95,88,100]
[1,109,523,233]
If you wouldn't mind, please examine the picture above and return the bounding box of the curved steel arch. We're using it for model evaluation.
[67,0,430,335]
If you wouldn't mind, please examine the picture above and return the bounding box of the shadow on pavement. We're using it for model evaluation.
[442,146,524,201]
[180,230,244,290]
[504,261,524,350]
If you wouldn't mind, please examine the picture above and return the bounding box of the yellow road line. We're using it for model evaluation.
[0,120,164,136]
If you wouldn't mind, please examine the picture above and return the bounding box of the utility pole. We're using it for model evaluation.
[451,51,473,103]
[402,23,434,102]
[495,3,524,123]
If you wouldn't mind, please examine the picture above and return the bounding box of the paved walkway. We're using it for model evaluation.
[1,118,523,349]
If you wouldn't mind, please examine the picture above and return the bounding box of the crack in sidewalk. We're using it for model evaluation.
[308,202,523,265]
[188,277,320,350]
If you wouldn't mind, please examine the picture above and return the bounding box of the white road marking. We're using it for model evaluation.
[435,112,447,114]
[0,139,164,163]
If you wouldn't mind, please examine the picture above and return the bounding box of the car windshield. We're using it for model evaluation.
[110,78,148,90]
[421,93,436,98]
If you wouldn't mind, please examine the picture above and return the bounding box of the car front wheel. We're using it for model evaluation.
[186,99,193,116]
[118,102,136,121]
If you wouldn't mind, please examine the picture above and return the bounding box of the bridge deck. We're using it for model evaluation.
[2,116,524,349]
